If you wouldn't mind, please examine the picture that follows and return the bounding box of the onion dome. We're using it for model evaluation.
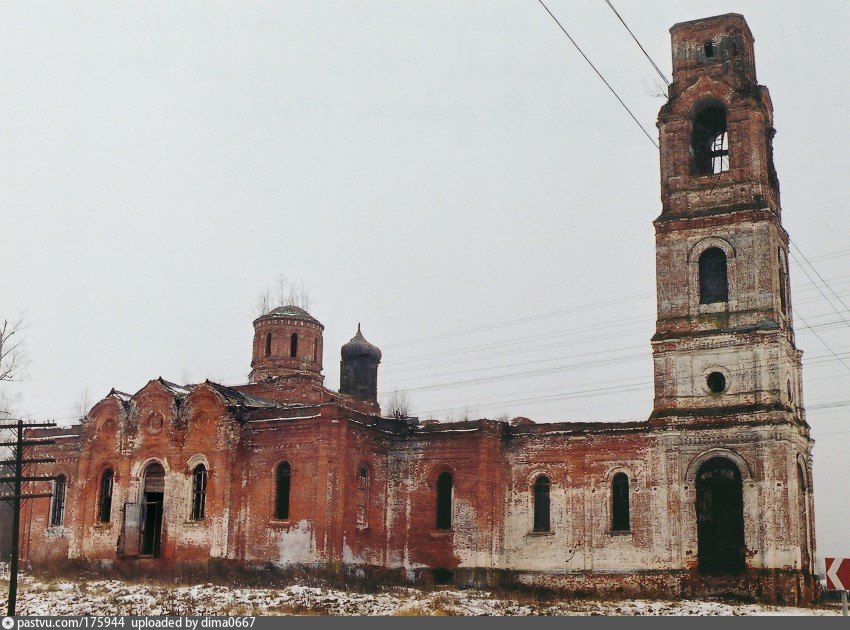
[341,324,382,362]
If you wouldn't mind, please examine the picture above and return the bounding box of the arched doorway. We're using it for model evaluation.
[140,463,165,557]
[696,457,744,573]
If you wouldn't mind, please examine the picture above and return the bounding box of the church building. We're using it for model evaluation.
[21,14,817,604]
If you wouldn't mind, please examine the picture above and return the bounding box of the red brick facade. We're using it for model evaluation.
[20,14,816,604]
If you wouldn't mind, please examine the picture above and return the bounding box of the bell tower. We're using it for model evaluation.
[651,14,803,424]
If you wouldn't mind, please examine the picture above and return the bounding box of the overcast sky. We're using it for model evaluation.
[1,1,847,559]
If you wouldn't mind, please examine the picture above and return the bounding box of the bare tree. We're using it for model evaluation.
[0,316,26,417]
[75,389,91,421]
[255,287,273,317]
[256,275,312,316]
[385,388,411,420]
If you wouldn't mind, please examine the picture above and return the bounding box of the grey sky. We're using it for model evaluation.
[1,1,847,560]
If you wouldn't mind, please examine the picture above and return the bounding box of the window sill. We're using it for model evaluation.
[610,530,632,536]
[93,522,112,530]
[432,529,453,536]
[184,519,206,526]
[526,530,554,537]
[268,519,293,528]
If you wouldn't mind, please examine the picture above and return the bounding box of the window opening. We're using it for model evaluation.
[707,372,726,394]
[436,472,452,530]
[191,464,207,520]
[276,462,291,520]
[51,474,67,526]
[704,41,715,58]
[290,333,298,358]
[699,247,729,304]
[98,469,114,523]
[612,473,630,532]
[265,333,272,357]
[692,106,729,175]
[533,475,551,532]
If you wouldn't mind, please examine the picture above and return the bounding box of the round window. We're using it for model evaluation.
[706,371,726,394]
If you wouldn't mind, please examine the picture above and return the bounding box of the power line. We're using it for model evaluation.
[535,0,659,149]
[601,0,670,85]
[790,238,850,323]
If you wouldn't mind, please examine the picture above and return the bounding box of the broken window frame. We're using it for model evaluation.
[191,464,207,521]
[98,468,114,523]
[50,474,67,527]
[692,105,729,176]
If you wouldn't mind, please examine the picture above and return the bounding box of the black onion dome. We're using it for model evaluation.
[341,324,382,361]
[260,305,323,327]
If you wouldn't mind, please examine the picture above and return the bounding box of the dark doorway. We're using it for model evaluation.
[140,463,165,557]
[696,457,745,573]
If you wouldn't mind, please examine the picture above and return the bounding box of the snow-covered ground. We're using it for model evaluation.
[0,566,839,616]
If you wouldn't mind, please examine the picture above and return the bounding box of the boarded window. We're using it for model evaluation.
[533,475,551,532]
[265,333,272,357]
[191,464,207,520]
[699,248,728,304]
[98,469,114,523]
[51,474,66,527]
[692,105,728,175]
[436,472,452,530]
[612,473,630,532]
[357,465,369,528]
[290,333,298,358]
[275,462,291,520]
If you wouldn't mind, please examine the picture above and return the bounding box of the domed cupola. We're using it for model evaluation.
[340,324,381,401]
[249,305,324,383]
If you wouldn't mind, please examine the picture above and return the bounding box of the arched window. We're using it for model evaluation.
[275,462,291,520]
[533,475,551,532]
[264,333,272,357]
[699,248,728,304]
[98,469,113,523]
[436,472,452,530]
[51,474,67,527]
[692,105,728,175]
[357,465,370,528]
[612,473,630,532]
[191,464,207,520]
[290,333,298,358]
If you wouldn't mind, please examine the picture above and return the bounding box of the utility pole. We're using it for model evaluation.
[0,419,56,617]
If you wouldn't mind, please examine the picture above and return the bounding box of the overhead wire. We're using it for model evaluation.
[601,0,670,85]
[534,0,659,149]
